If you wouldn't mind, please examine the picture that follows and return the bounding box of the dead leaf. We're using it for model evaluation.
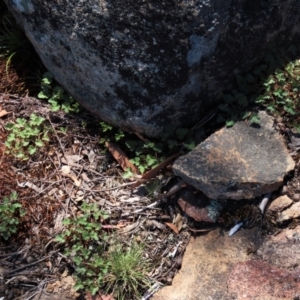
[105,141,137,173]
[165,222,179,234]
[88,150,96,164]
[131,153,179,189]
[17,181,42,193]
[61,165,71,175]
[173,213,183,232]
[61,172,81,187]
[61,155,83,166]
[177,219,183,232]
[0,107,9,117]
[81,173,91,182]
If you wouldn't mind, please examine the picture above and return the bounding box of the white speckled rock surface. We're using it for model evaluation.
[4,0,300,135]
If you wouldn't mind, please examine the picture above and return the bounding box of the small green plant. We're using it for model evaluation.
[55,202,151,298]
[38,72,80,113]
[255,58,300,130]
[5,113,49,160]
[0,191,25,240]
[216,43,300,128]
[56,202,110,295]
[104,242,152,300]
[125,140,163,174]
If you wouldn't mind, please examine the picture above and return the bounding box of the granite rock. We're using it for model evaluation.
[4,0,300,135]
[153,226,300,300]
[173,111,295,200]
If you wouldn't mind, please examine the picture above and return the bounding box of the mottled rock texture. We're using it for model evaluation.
[228,260,300,300]
[173,111,295,200]
[4,0,300,135]
[153,226,300,300]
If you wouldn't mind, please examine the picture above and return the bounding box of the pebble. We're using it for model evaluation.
[26,256,34,264]
[292,193,300,201]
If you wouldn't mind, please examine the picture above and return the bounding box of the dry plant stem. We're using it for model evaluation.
[4,256,50,276]
[165,180,185,198]
[80,180,139,192]
[187,225,217,233]
[0,246,30,258]
[191,106,219,130]
[47,116,68,161]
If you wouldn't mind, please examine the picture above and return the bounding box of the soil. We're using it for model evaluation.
[0,56,192,300]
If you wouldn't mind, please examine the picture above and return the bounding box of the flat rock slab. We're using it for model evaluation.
[173,111,295,200]
[153,226,300,300]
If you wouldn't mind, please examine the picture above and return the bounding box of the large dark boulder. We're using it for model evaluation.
[4,0,300,136]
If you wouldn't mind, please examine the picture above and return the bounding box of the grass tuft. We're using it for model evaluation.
[104,242,152,300]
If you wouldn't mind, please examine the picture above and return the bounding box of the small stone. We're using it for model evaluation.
[26,256,34,264]
[177,188,222,222]
[277,201,300,223]
[292,193,300,201]
[268,195,293,212]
